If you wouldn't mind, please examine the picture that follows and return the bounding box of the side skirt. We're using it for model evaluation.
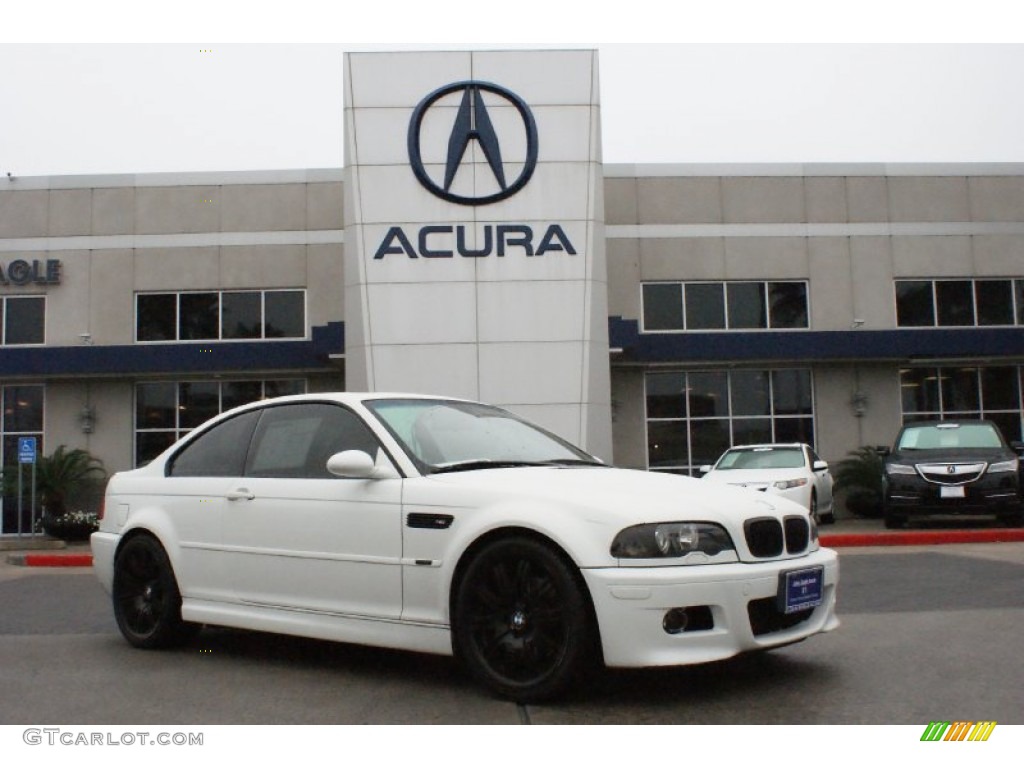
[182,599,454,657]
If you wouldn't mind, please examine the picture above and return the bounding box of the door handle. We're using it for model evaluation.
[225,488,255,501]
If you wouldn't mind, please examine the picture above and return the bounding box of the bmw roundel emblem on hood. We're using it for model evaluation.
[407,81,539,206]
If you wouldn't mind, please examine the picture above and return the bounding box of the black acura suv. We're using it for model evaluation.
[880,420,1024,529]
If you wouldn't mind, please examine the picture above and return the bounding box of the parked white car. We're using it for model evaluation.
[700,443,836,524]
[92,394,839,701]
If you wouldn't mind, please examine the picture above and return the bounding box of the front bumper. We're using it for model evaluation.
[885,477,1021,515]
[90,531,118,595]
[582,547,839,668]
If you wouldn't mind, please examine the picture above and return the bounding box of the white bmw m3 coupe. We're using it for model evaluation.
[92,393,839,701]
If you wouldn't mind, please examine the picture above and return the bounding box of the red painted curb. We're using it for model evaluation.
[821,529,1024,548]
[21,554,93,567]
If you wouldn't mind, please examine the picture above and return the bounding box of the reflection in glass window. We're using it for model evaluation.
[1,385,44,534]
[264,291,305,338]
[975,280,1014,326]
[2,297,46,345]
[179,293,219,340]
[221,292,262,339]
[640,281,808,331]
[137,294,177,341]
[895,281,934,326]
[896,278,1023,328]
[686,283,725,329]
[726,283,766,329]
[136,290,306,342]
[645,373,688,419]
[642,284,683,331]
[645,368,815,475]
[936,281,974,326]
[134,379,306,467]
[769,282,809,328]
[900,366,1024,443]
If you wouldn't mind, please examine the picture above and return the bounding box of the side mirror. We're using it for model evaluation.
[326,450,377,479]
[698,464,713,475]
[812,460,829,471]
[875,446,891,457]
[1011,441,1024,454]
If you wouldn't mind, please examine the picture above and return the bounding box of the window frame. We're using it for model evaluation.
[134,289,308,343]
[895,278,1021,329]
[644,368,817,475]
[640,280,810,333]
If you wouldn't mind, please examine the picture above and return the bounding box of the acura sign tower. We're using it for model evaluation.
[344,50,612,459]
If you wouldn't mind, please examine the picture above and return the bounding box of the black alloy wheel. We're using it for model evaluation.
[453,536,593,702]
[112,535,196,649]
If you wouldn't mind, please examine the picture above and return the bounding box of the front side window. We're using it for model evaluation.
[246,403,381,479]
[168,409,262,477]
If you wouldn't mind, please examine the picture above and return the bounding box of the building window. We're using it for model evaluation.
[135,290,306,342]
[900,366,1024,443]
[895,278,1022,328]
[642,281,808,332]
[645,368,815,475]
[134,379,306,466]
[1,296,45,345]
[1,385,44,534]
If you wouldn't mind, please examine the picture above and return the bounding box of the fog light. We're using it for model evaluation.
[663,608,689,635]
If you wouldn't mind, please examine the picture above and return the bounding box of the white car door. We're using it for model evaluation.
[221,402,404,619]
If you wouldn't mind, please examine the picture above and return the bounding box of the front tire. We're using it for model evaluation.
[112,535,196,649]
[452,536,594,703]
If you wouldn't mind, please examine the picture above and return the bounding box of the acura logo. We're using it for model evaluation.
[407,81,539,206]
[947,465,957,474]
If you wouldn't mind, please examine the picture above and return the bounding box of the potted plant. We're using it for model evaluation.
[832,446,884,518]
[34,446,107,541]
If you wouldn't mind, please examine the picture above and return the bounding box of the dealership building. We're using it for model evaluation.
[2,49,1024,533]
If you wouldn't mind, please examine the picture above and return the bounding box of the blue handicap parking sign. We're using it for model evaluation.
[18,436,37,464]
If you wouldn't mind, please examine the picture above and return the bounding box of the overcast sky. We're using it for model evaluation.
[3,6,1024,178]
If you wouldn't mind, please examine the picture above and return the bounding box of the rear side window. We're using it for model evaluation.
[167,409,261,477]
[244,403,380,479]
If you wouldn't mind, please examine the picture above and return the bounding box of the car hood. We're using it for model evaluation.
[889,447,1014,464]
[701,468,805,486]
[419,465,797,528]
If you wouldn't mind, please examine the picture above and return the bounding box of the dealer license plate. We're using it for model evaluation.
[940,485,966,499]
[778,566,824,614]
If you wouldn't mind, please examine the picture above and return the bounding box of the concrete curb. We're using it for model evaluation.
[820,528,1024,548]
[6,553,94,567]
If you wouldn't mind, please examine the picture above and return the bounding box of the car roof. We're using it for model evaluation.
[724,443,807,450]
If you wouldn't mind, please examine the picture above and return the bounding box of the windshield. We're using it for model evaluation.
[364,399,599,473]
[715,447,805,470]
[897,423,1005,451]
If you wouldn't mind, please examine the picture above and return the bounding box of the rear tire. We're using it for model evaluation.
[884,514,907,530]
[452,536,594,703]
[113,535,197,649]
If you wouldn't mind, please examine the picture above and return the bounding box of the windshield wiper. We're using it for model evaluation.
[535,458,606,467]
[430,460,547,475]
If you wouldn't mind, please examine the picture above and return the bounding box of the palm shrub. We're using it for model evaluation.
[35,446,107,540]
[833,446,884,518]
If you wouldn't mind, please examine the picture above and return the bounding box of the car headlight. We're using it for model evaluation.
[611,522,735,559]
[987,458,1019,474]
[773,478,808,490]
[886,463,917,476]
